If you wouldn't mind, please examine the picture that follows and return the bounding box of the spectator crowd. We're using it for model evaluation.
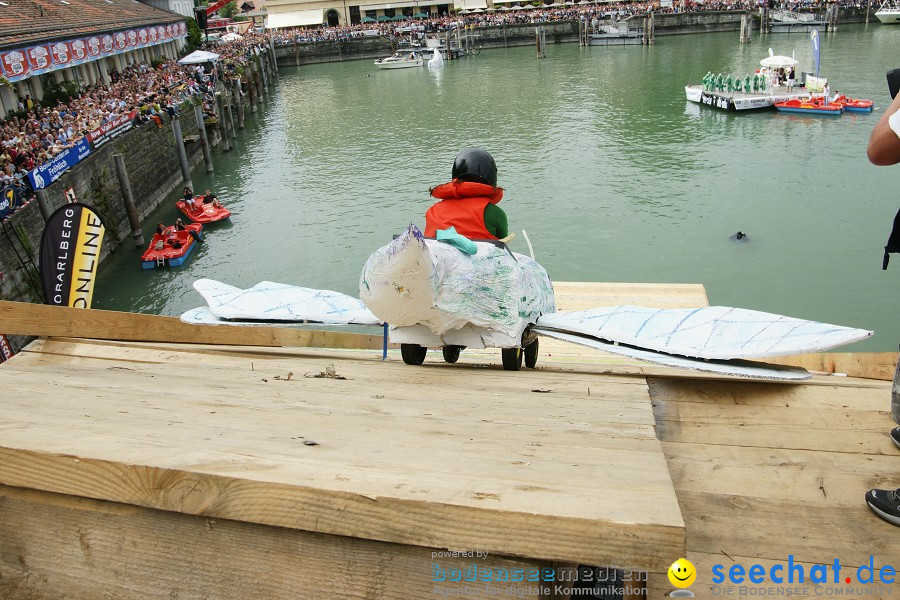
[0,33,272,199]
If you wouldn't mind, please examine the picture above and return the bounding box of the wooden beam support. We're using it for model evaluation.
[0,300,384,350]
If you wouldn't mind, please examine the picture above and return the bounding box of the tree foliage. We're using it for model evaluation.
[220,1,239,19]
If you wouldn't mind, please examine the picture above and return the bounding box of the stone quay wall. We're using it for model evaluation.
[275,7,874,66]
[0,107,208,309]
[0,50,278,352]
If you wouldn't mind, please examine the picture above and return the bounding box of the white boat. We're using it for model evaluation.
[374,51,424,69]
[359,224,556,366]
[875,2,900,23]
[685,52,820,111]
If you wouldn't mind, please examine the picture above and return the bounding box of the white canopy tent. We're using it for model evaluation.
[177,50,220,65]
[221,32,243,41]
[760,55,798,69]
[453,0,487,9]
[266,9,325,29]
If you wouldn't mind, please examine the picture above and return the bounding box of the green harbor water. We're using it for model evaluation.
[95,24,900,351]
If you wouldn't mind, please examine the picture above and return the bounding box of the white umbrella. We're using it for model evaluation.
[221,32,242,41]
[760,55,798,69]
[471,7,485,11]
[177,50,221,65]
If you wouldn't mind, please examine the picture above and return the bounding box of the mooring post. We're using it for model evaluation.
[269,38,279,80]
[170,115,193,191]
[865,0,871,22]
[112,154,144,247]
[227,102,236,140]
[247,66,258,113]
[193,104,213,173]
[34,189,52,222]
[232,77,245,130]
[260,52,270,95]
[216,93,231,152]
[255,61,264,102]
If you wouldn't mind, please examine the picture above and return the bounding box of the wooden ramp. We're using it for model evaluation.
[0,285,690,599]
[0,281,896,600]
[646,376,900,599]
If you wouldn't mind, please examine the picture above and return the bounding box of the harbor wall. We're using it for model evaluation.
[0,52,278,348]
[0,107,208,308]
[274,7,876,67]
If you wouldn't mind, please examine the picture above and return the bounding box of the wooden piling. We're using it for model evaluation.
[169,115,193,189]
[112,154,143,247]
[34,189,51,222]
[247,67,258,114]
[232,78,244,130]
[216,93,231,152]
[193,105,213,174]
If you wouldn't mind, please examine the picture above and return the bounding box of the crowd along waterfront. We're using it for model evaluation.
[93,24,899,352]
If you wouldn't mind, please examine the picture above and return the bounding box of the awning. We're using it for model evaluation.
[265,9,324,28]
[360,0,443,8]
[177,50,220,64]
[454,0,487,9]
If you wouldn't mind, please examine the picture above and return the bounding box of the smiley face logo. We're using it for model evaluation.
[668,558,696,588]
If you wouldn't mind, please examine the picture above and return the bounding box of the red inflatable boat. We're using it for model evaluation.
[832,94,874,113]
[141,224,203,269]
[176,198,231,224]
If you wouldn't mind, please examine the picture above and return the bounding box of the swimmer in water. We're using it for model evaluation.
[731,231,748,241]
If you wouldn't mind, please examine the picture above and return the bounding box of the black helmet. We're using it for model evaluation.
[452,148,498,188]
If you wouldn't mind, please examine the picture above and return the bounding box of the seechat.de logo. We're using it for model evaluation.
[668,558,696,597]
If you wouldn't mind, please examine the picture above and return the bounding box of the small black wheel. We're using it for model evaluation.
[442,345,463,363]
[401,343,427,365]
[501,347,523,371]
[524,338,539,369]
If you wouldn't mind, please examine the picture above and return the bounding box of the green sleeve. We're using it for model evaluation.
[483,203,508,239]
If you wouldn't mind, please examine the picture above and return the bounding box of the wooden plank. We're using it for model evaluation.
[551,282,709,311]
[661,442,899,506]
[0,339,685,570]
[0,484,546,599]
[763,351,897,381]
[0,300,385,349]
[645,376,900,600]
[677,491,898,568]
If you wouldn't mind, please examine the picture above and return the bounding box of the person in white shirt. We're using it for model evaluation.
[864,90,900,527]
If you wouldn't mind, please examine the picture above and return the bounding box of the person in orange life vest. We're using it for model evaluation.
[425,148,508,241]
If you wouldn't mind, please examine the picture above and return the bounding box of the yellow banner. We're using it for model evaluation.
[67,208,105,308]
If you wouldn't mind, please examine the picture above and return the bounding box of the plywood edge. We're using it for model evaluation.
[0,446,683,571]
[762,351,897,381]
[0,300,384,350]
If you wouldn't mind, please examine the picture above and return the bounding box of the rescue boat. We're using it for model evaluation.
[359,224,556,369]
[774,98,843,116]
[832,94,874,113]
[141,224,203,269]
[176,199,231,224]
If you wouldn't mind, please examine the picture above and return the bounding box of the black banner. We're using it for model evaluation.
[0,185,24,221]
[39,203,106,307]
[0,334,13,363]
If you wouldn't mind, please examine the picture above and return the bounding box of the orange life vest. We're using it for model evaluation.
[424,180,504,240]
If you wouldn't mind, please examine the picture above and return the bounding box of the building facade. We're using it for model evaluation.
[264,0,487,28]
[0,0,187,115]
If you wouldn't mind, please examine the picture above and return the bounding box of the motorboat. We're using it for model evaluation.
[774,98,842,116]
[359,224,555,369]
[141,224,203,269]
[832,94,874,113]
[176,198,231,224]
[875,2,900,23]
[374,51,424,69]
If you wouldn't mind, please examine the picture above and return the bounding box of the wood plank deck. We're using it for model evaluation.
[0,281,896,599]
